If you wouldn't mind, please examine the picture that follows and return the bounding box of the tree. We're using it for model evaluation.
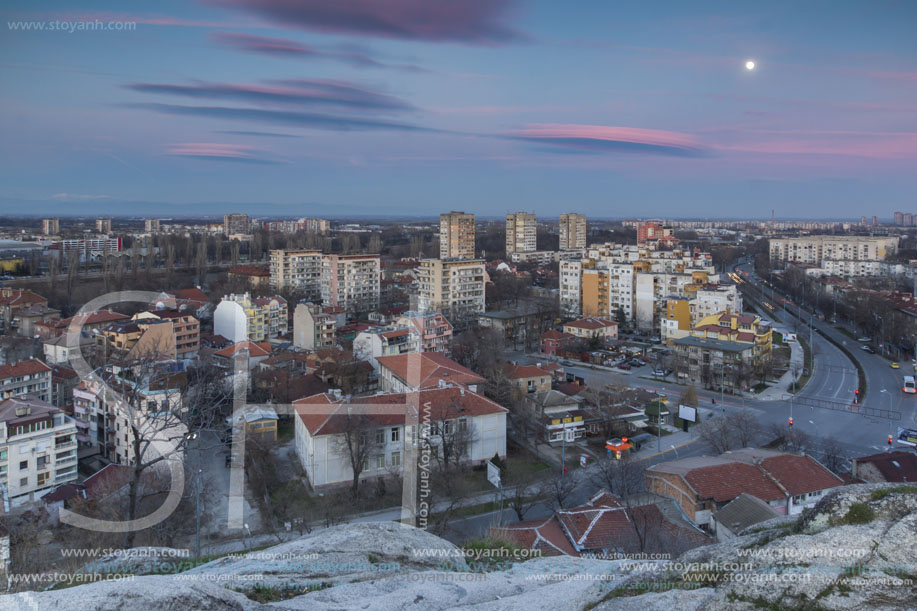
[695,416,735,454]
[504,470,546,522]
[423,400,478,470]
[590,452,643,500]
[819,436,847,475]
[729,408,761,448]
[679,385,699,408]
[335,407,385,494]
[545,471,578,510]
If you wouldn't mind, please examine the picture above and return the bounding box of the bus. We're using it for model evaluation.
[904,376,916,393]
[897,428,917,447]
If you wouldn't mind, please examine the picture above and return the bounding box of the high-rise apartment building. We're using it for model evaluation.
[269,249,323,300]
[41,219,59,236]
[894,211,904,226]
[223,213,251,236]
[416,258,486,321]
[321,254,381,314]
[95,218,112,234]
[144,219,161,232]
[559,213,586,250]
[769,236,898,266]
[439,211,476,259]
[505,212,536,255]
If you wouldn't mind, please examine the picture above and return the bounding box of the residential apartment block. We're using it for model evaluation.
[439,211,476,259]
[396,311,453,355]
[0,359,52,403]
[0,397,78,503]
[269,249,323,299]
[41,218,60,235]
[214,293,288,342]
[223,213,251,236]
[321,254,381,314]
[559,213,586,250]
[769,235,898,266]
[133,310,201,359]
[144,219,161,232]
[293,303,336,350]
[415,258,486,322]
[505,212,537,254]
[95,218,112,234]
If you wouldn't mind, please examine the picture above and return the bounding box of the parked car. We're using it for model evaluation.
[618,363,632,370]
[861,345,876,353]
[652,369,666,376]
[629,360,646,367]
[630,433,654,450]
[857,337,871,343]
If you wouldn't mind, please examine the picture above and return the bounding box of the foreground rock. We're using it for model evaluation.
[1,484,915,611]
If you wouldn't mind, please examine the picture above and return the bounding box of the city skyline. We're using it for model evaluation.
[3,1,917,217]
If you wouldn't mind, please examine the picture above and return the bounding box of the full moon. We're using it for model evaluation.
[745,60,756,70]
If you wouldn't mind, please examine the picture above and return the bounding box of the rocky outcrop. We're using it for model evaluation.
[2,484,915,611]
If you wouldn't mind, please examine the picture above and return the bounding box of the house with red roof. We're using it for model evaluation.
[851,451,917,483]
[562,318,618,343]
[0,358,52,403]
[646,448,843,528]
[504,361,555,401]
[353,325,420,371]
[376,352,484,394]
[540,329,575,357]
[492,490,710,557]
[293,386,506,489]
[150,288,213,319]
[211,341,272,370]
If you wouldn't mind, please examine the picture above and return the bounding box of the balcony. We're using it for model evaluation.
[56,453,77,465]
[55,440,77,451]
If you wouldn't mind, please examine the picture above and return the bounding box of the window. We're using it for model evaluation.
[19,460,27,470]
[390,451,401,467]
[0,450,6,461]
[374,455,385,470]
[391,427,400,442]
[20,477,28,487]
[375,429,385,445]
[458,418,468,432]
[37,472,49,486]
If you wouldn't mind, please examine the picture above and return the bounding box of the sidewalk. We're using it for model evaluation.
[755,338,804,401]
[631,429,698,461]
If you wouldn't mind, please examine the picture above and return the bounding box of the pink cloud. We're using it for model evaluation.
[167,143,278,164]
[506,124,705,157]
[207,0,525,44]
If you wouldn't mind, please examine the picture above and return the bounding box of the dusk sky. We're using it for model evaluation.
[2,1,916,218]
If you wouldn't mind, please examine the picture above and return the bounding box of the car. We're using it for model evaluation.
[629,360,645,367]
[891,362,900,369]
[618,363,631,370]
[652,369,666,376]
[857,337,871,343]
[560,360,574,367]
[650,337,662,344]
[861,345,876,354]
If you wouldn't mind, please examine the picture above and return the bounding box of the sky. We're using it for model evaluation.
[1,0,916,219]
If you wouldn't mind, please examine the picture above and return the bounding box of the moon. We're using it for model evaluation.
[745,60,756,70]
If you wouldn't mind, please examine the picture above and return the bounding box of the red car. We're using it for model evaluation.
[618,363,632,371]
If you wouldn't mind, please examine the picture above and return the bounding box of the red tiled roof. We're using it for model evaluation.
[564,318,617,330]
[685,463,786,503]
[376,352,484,389]
[491,516,579,557]
[294,386,506,436]
[540,330,573,341]
[0,358,52,379]
[735,332,755,342]
[759,454,844,495]
[59,310,129,328]
[380,329,412,339]
[506,363,551,380]
[854,451,917,483]
[83,464,132,498]
[168,288,209,303]
[0,289,46,307]
[214,341,271,358]
[556,382,584,396]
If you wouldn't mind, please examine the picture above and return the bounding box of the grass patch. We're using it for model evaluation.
[835,327,856,340]
[752,382,770,394]
[837,502,875,525]
[870,485,917,500]
[237,582,330,603]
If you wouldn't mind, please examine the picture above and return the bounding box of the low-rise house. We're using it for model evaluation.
[0,358,52,403]
[211,341,271,370]
[540,330,575,357]
[229,406,279,443]
[133,310,200,359]
[492,490,710,557]
[228,265,271,288]
[562,318,618,343]
[294,386,507,489]
[150,288,212,320]
[376,352,484,393]
[0,288,48,333]
[710,493,780,542]
[525,389,586,443]
[505,362,553,402]
[672,336,755,393]
[0,396,78,503]
[11,302,60,337]
[353,326,420,371]
[43,333,93,365]
[689,311,772,361]
[478,306,557,351]
[851,451,917,483]
[50,309,129,338]
[645,448,844,529]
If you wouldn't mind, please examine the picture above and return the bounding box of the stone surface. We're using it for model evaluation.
[2,485,915,611]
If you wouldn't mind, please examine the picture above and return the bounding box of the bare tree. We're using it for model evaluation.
[728,408,761,448]
[545,471,579,510]
[695,416,735,454]
[590,452,643,500]
[335,407,385,494]
[505,470,547,522]
[819,436,847,474]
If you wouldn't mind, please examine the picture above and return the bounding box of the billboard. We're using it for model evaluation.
[678,404,697,423]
